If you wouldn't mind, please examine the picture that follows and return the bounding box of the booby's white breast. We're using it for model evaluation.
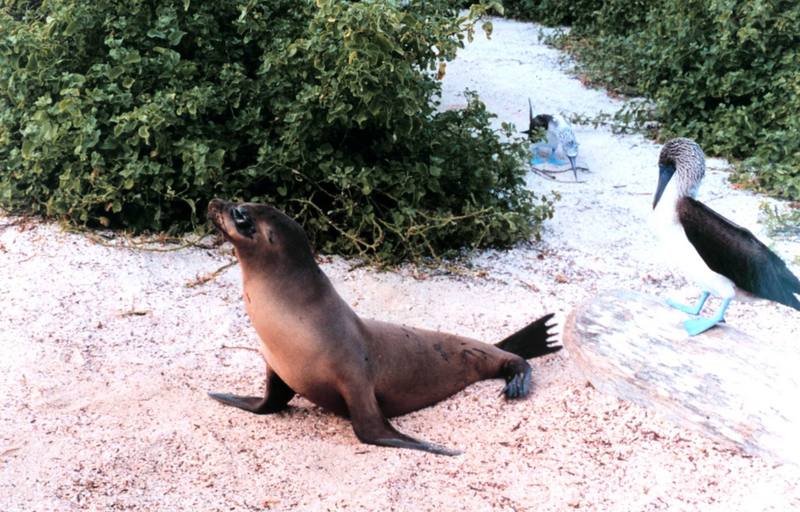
[651,180,736,299]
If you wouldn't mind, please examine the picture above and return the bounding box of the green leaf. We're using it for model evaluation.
[21,139,34,159]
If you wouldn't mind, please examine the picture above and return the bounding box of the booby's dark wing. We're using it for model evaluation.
[677,197,800,310]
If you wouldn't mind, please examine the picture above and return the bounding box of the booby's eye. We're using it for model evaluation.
[231,207,256,238]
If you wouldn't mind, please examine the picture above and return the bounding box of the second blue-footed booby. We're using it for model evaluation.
[522,99,579,180]
[652,138,800,336]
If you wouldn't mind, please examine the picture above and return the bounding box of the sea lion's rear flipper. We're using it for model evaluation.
[208,365,295,415]
[495,312,561,359]
[344,385,461,456]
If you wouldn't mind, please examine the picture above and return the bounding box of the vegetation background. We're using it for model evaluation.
[500,0,800,205]
[2,0,798,263]
[0,0,553,264]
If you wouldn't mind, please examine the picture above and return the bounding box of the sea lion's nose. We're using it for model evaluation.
[207,198,227,215]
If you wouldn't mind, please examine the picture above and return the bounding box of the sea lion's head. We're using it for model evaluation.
[207,199,315,271]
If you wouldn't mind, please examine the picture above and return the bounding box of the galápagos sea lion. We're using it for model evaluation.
[207,199,560,455]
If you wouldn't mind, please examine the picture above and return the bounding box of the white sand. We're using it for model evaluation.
[2,16,800,512]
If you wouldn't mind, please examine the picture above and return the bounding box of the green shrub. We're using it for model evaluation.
[0,0,552,263]
[505,0,800,201]
[499,0,601,26]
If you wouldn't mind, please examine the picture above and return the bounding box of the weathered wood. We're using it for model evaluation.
[563,289,800,466]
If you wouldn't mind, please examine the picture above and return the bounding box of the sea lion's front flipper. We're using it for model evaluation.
[501,358,532,399]
[344,386,461,456]
[208,364,295,415]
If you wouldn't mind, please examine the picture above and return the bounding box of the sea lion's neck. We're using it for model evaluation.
[240,258,332,306]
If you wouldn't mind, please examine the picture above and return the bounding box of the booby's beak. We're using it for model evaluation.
[653,163,675,209]
[568,156,577,180]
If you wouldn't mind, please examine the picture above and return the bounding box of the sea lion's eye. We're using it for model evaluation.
[231,207,247,224]
[231,207,255,237]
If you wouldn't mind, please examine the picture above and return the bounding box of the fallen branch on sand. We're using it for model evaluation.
[186,260,238,288]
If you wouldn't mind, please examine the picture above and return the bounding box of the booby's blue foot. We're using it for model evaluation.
[681,297,731,337]
[683,316,721,336]
[667,291,710,315]
[546,147,566,166]
[667,299,697,314]
[530,143,548,165]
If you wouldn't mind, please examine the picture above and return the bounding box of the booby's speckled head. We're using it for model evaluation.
[653,138,706,209]
[207,199,315,271]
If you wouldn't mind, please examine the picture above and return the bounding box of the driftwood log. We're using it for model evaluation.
[563,289,800,466]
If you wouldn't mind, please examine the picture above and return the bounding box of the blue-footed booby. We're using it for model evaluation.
[652,138,800,336]
[523,99,579,180]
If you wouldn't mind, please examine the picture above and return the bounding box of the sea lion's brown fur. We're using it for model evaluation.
[207,199,560,455]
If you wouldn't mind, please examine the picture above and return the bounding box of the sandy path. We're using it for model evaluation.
[2,16,800,512]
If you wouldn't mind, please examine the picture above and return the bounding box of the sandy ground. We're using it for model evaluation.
[2,16,800,512]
